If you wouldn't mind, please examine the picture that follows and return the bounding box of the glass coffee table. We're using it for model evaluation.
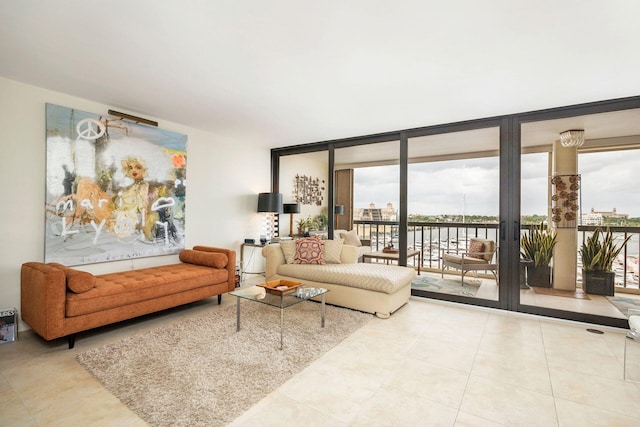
[229,286,329,350]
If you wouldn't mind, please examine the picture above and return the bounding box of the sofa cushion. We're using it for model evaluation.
[323,239,343,264]
[66,264,228,317]
[442,253,488,265]
[277,263,415,294]
[280,240,297,264]
[179,249,228,269]
[294,237,325,264]
[339,230,362,247]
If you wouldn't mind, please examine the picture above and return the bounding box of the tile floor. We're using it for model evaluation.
[2,281,640,426]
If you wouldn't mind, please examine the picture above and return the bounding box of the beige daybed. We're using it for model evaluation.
[262,241,415,318]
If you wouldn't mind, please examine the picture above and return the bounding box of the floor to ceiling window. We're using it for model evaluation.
[272,96,640,327]
[408,126,502,304]
[334,140,400,254]
[518,107,640,326]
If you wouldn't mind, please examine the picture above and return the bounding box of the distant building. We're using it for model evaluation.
[581,207,628,226]
[355,202,397,221]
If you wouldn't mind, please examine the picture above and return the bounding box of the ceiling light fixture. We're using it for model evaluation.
[559,129,585,148]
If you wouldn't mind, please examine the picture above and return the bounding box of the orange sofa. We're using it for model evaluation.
[20,245,236,348]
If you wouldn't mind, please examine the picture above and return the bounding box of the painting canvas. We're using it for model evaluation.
[45,103,187,265]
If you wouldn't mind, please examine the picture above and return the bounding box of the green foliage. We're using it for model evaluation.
[296,216,314,233]
[314,214,328,230]
[580,228,631,272]
[520,223,558,267]
[521,215,549,225]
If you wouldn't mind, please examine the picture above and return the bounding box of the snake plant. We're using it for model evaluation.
[580,228,631,272]
[521,223,558,267]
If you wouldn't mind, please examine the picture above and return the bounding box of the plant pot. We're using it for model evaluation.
[527,265,552,288]
[582,269,615,296]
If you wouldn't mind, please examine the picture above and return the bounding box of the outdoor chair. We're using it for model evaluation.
[441,237,498,285]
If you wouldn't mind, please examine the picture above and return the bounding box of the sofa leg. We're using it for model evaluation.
[68,335,76,349]
[218,294,222,305]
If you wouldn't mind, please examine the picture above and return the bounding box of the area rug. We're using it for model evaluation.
[411,274,481,297]
[531,287,591,300]
[76,301,371,427]
[606,295,640,317]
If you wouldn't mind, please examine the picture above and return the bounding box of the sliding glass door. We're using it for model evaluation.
[334,140,400,254]
[408,126,503,304]
[518,107,640,327]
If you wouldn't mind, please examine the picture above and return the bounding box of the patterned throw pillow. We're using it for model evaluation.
[294,237,325,264]
[468,240,485,259]
[323,239,343,264]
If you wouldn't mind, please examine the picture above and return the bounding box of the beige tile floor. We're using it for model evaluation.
[2,278,640,426]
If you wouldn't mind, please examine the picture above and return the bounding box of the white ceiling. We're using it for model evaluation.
[2,1,640,149]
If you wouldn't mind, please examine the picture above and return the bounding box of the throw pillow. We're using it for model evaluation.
[65,268,97,293]
[280,240,297,264]
[179,249,228,269]
[294,237,325,264]
[468,240,485,258]
[339,229,362,247]
[323,239,343,264]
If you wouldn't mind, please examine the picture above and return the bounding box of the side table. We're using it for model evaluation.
[240,243,266,283]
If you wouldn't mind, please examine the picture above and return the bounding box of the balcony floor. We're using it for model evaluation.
[411,270,639,320]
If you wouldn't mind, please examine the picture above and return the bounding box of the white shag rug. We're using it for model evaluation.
[76,300,371,426]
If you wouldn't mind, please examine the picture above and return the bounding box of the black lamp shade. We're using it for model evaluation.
[257,192,282,213]
[334,205,345,215]
[283,203,300,214]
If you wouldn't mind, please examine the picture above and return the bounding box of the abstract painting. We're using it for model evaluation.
[45,103,187,265]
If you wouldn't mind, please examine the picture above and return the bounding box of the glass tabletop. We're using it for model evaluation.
[230,286,328,309]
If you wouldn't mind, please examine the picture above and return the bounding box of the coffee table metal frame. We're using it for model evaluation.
[229,286,329,350]
[362,249,421,274]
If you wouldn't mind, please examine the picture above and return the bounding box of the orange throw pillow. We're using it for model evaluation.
[65,268,97,293]
[179,249,228,269]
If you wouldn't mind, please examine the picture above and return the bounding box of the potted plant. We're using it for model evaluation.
[580,228,630,296]
[296,216,313,237]
[314,213,328,231]
[521,222,558,287]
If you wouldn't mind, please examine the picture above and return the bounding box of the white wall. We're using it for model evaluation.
[0,76,272,331]
[279,152,329,236]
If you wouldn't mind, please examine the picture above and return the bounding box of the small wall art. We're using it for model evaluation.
[45,103,187,265]
[293,174,325,206]
[551,174,581,228]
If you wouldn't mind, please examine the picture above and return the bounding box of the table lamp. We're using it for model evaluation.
[257,192,282,243]
[283,203,301,237]
[334,205,345,229]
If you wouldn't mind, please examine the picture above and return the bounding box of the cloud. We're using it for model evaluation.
[353,149,640,218]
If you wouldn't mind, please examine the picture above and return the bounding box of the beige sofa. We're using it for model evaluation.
[262,242,415,318]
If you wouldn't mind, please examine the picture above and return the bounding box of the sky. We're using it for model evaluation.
[354,149,640,218]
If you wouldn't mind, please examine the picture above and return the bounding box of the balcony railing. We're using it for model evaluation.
[353,220,640,290]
